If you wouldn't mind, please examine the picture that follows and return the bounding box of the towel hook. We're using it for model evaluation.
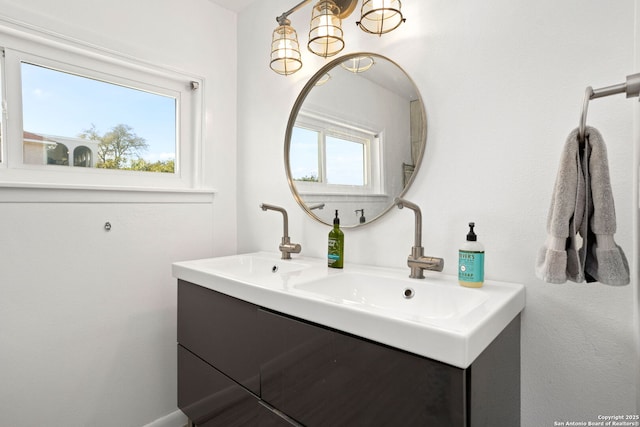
[578,86,593,142]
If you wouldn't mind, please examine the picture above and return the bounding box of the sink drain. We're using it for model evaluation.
[403,287,415,299]
[271,265,279,273]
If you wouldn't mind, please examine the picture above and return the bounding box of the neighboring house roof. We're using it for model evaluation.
[23,131,45,141]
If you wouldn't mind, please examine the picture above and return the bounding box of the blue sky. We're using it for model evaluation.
[290,127,319,180]
[21,63,176,163]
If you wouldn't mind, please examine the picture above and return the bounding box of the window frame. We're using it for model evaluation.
[292,110,383,196]
[0,24,203,191]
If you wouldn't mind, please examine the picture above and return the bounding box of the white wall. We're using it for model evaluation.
[0,0,237,426]
[237,0,639,424]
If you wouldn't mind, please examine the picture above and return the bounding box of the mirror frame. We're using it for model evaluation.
[284,52,427,228]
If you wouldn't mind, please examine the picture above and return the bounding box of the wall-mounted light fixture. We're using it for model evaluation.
[308,0,344,57]
[270,0,405,76]
[270,17,303,75]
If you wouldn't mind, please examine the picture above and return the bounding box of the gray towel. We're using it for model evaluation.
[536,126,629,286]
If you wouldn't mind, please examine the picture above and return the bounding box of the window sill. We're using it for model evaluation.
[0,182,216,204]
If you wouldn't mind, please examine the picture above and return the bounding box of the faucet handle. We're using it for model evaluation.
[280,242,302,255]
[279,236,301,260]
[420,256,444,272]
[407,255,444,278]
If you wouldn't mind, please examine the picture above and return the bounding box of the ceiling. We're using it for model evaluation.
[207,0,259,13]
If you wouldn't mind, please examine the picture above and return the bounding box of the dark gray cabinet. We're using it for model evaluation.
[258,308,466,426]
[177,278,259,395]
[178,345,259,426]
[177,279,520,427]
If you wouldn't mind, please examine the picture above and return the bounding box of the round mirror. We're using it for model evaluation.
[285,53,426,228]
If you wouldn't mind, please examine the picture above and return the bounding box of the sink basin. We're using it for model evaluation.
[172,253,312,288]
[199,253,309,277]
[173,252,525,368]
[294,272,489,322]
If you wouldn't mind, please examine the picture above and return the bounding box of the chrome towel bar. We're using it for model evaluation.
[578,72,640,141]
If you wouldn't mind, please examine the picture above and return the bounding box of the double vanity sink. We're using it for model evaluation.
[172,251,524,369]
[172,252,525,426]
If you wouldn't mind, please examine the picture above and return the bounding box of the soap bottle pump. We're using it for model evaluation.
[328,210,344,268]
[458,222,484,288]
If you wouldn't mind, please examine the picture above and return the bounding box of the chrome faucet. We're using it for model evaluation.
[394,197,444,279]
[260,203,302,260]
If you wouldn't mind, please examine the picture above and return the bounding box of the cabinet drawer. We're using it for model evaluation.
[257,403,302,427]
[178,345,259,426]
[178,280,260,394]
[258,309,466,427]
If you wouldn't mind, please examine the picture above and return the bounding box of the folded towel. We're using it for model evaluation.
[580,127,629,285]
[536,126,629,286]
[536,128,585,283]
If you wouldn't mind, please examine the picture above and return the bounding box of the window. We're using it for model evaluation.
[21,63,176,173]
[290,110,381,194]
[0,26,201,190]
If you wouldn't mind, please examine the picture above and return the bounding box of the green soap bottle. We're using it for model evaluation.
[328,210,344,268]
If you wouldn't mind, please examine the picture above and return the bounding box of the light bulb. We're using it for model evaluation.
[318,15,336,37]
[277,39,293,58]
[372,0,387,14]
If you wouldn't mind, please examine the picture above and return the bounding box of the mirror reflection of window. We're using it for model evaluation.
[290,127,320,182]
[291,125,369,187]
[326,136,364,186]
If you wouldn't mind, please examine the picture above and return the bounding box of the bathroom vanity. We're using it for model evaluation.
[173,253,525,426]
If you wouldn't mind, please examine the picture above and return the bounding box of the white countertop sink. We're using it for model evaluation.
[294,272,489,321]
[184,252,312,282]
[172,252,525,369]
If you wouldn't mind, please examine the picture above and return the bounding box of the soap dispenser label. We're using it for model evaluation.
[328,239,340,265]
[458,251,484,283]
